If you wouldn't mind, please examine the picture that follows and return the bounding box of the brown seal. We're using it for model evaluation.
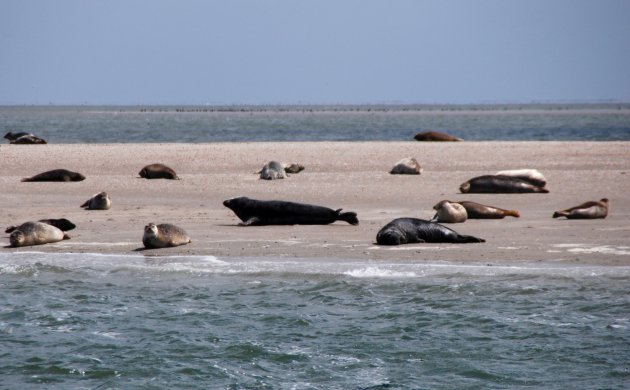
[142,223,191,248]
[139,164,180,180]
[9,221,70,247]
[432,200,467,223]
[21,169,85,182]
[552,198,609,219]
[454,201,520,219]
[414,131,462,142]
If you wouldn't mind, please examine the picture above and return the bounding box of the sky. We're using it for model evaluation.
[1,0,630,105]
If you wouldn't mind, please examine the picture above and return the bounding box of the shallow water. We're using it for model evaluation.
[2,104,630,143]
[1,252,629,389]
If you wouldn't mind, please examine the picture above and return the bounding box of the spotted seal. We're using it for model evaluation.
[223,196,359,226]
[259,161,287,180]
[552,198,609,219]
[454,201,520,219]
[390,157,422,175]
[496,169,547,187]
[142,223,191,248]
[5,218,76,233]
[376,218,485,245]
[460,175,548,193]
[432,200,468,223]
[8,221,70,247]
[81,191,112,210]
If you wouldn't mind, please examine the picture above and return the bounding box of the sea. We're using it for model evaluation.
[2,104,630,389]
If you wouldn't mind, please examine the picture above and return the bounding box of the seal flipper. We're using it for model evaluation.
[80,199,90,208]
[240,217,261,226]
[5,226,17,233]
[335,209,359,225]
[456,234,485,243]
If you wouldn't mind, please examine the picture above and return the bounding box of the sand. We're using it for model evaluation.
[1,141,629,265]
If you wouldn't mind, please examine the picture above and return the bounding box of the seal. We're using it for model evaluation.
[9,221,70,247]
[414,131,462,142]
[454,201,520,219]
[390,157,422,175]
[376,218,485,245]
[81,191,112,210]
[283,163,305,174]
[259,161,287,180]
[432,200,467,223]
[223,196,359,226]
[21,169,86,182]
[142,223,191,248]
[496,169,547,187]
[552,198,609,219]
[460,175,548,193]
[139,163,180,180]
[5,218,76,233]
[11,134,47,144]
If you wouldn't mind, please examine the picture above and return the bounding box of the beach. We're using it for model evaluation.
[1,141,629,264]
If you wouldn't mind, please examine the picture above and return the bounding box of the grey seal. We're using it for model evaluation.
[6,218,76,233]
[8,221,70,247]
[414,131,462,142]
[390,157,422,175]
[432,200,468,223]
[460,175,548,193]
[81,191,112,210]
[552,198,609,219]
[21,169,86,182]
[496,169,547,187]
[139,163,180,180]
[142,223,191,248]
[223,196,359,226]
[259,161,287,180]
[376,218,485,245]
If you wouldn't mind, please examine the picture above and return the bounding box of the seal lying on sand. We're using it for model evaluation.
[259,161,287,180]
[390,157,422,175]
[414,131,462,142]
[496,169,547,187]
[376,218,485,245]
[5,132,47,144]
[81,191,112,210]
[460,175,548,193]
[142,223,191,248]
[8,221,70,247]
[454,201,520,219]
[223,196,359,226]
[5,131,33,141]
[139,163,180,180]
[552,198,609,219]
[5,218,76,233]
[21,169,85,182]
[283,163,305,174]
[432,200,468,223]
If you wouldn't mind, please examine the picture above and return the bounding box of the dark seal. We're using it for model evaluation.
[459,175,548,194]
[21,169,85,182]
[414,131,462,142]
[6,218,76,234]
[223,196,359,226]
[376,218,485,245]
[139,163,180,180]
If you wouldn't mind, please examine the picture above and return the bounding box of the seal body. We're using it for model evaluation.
[9,221,70,247]
[223,196,359,226]
[390,157,422,175]
[455,201,520,219]
[283,163,305,174]
[460,175,548,194]
[6,218,76,233]
[432,200,468,223]
[21,169,85,182]
[414,131,462,142]
[5,131,33,141]
[139,164,180,180]
[553,198,609,219]
[142,223,191,248]
[260,161,287,180]
[496,169,547,187]
[11,135,47,144]
[376,218,485,245]
[81,192,112,210]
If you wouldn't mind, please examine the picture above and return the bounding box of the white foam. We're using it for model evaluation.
[344,267,418,278]
[553,244,630,256]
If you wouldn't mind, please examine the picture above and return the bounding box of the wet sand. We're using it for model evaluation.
[1,142,629,265]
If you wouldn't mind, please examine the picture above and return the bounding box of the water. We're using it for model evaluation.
[1,253,629,389]
[2,104,630,143]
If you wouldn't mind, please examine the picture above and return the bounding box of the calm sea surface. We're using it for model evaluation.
[1,253,629,389]
[2,104,630,142]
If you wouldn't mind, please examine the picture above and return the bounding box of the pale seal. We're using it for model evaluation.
[139,164,180,180]
[552,198,609,219]
[460,175,548,193]
[9,221,70,247]
[223,196,359,226]
[142,223,191,248]
[5,218,76,233]
[81,191,112,210]
[376,218,485,245]
[259,161,287,180]
[432,200,468,223]
[390,157,422,175]
[414,131,462,142]
[496,169,547,187]
[455,201,520,219]
[21,169,85,182]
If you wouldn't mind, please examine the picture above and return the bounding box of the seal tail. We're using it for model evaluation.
[456,234,485,243]
[552,211,567,218]
[335,209,359,225]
